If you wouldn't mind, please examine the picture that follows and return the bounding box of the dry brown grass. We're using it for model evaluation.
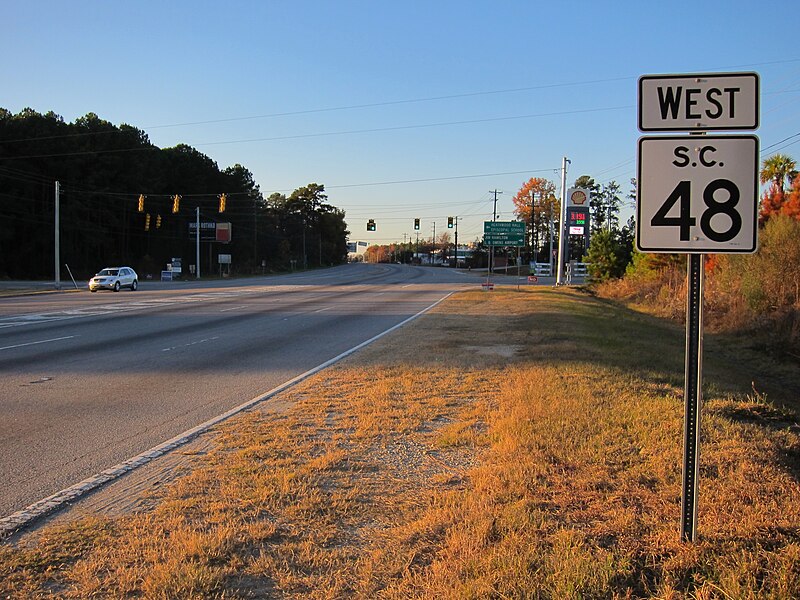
[2,286,799,598]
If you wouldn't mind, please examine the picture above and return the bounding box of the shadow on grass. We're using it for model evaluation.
[514,289,798,409]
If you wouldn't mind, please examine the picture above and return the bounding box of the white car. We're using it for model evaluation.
[89,267,138,292]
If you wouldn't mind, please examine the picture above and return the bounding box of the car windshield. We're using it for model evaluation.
[98,269,119,276]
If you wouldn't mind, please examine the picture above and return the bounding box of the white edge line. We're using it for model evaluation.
[0,292,453,539]
[0,335,76,352]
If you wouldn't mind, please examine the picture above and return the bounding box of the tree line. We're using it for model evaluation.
[0,108,349,280]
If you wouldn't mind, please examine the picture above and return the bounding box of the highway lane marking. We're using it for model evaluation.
[0,291,455,539]
[0,335,77,352]
[314,307,332,313]
[0,288,291,328]
[161,336,220,352]
[219,305,250,312]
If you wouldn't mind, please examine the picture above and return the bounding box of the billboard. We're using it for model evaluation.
[188,222,232,242]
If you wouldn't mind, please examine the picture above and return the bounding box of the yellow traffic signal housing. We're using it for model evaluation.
[145,213,151,231]
[138,194,145,212]
[156,214,162,228]
[172,194,181,213]
[219,193,227,213]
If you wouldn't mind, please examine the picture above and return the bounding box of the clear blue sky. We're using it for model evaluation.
[3,0,799,245]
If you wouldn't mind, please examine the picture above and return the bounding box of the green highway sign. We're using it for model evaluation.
[484,220,525,234]
[484,221,525,246]
[484,234,524,246]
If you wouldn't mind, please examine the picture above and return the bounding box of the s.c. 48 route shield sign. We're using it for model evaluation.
[636,134,759,253]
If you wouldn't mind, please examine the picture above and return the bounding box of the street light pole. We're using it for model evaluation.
[54,181,60,290]
[432,221,436,265]
[454,216,458,268]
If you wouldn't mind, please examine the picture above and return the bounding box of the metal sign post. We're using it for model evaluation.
[682,253,704,542]
[637,71,760,543]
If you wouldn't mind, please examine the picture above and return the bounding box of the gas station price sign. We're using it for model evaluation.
[568,207,588,235]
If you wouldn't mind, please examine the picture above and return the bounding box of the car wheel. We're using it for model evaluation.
[90,289,97,293]
[113,281,121,292]
[131,280,138,291]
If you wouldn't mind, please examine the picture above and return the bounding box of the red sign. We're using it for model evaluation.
[216,222,231,243]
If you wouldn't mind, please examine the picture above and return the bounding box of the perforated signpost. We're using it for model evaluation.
[636,72,759,543]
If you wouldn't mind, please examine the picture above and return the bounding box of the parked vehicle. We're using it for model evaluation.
[89,267,138,292]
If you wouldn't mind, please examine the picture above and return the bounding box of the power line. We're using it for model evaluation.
[0,105,631,161]
[6,57,800,146]
[761,132,800,154]
[325,168,556,190]
[1,76,636,145]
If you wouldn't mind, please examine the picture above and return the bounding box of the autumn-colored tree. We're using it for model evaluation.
[781,174,800,220]
[512,177,557,259]
[760,172,800,223]
[760,183,785,224]
[758,154,798,223]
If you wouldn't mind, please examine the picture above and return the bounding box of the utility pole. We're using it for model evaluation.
[54,181,60,290]
[556,157,570,285]
[490,190,502,274]
[491,189,501,221]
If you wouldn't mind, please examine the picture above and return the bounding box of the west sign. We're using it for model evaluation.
[638,72,759,132]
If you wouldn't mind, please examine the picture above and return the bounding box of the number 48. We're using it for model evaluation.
[651,179,742,242]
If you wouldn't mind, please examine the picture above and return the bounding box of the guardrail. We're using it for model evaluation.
[565,262,589,284]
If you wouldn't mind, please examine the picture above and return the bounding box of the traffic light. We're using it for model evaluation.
[137,194,145,212]
[172,194,181,213]
[144,213,151,231]
[448,216,454,228]
[218,193,227,213]
[414,218,420,230]
[367,219,376,231]
[156,214,162,228]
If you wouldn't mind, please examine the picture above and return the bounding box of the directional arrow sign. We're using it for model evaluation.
[484,221,526,234]
[484,221,525,246]
[484,234,524,246]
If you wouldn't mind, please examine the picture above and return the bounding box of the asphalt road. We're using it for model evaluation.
[0,263,476,518]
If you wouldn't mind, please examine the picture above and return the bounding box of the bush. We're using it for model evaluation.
[585,229,635,282]
[596,215,800,356]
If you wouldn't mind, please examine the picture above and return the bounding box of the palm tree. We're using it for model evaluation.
[760,153,797,194]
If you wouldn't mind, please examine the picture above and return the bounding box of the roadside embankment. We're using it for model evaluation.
[2,287,799,598]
